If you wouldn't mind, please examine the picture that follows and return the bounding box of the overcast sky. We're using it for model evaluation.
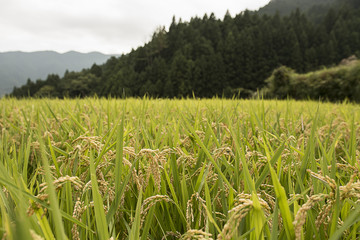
[0,0,270,55]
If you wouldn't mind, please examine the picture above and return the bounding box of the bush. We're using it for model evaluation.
[262,60,360,102]
[264,66,294,99]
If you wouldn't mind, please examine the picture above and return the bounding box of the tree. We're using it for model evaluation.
[34,85,56,98]
[169,52,192,97]
[90,64,102,77]
[265,66,293,99]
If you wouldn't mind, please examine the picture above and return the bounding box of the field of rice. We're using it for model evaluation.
[0,98,359,240]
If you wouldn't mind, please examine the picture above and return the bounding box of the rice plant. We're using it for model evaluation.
[0,97,359,239]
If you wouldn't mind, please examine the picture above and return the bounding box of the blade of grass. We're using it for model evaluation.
[38,130,68,240]
[129,189,142,240]
[115,115,124,193]
[270,199,279,240]
[140,205,155,240]
[329,186,341,237]
[107,158,140,223]
[0,175,92,233]
[269,163,295,240]
[65,108,87,133]
[48,136,60,176]
[182,115,236,193]
[21,133,32,183]
[204,181,221,234]
[349,116,356,166]
[255,143,285,189]
[231,129,255,192]
[0,191,13,239]
[89,149,110,240]
[250,192,265,240]
[329,204,360,240]
[297,108,318,192]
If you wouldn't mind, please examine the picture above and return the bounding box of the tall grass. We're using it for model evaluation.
[0,97,359,239]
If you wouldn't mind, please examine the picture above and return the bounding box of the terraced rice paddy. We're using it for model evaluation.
[0,98,359,239]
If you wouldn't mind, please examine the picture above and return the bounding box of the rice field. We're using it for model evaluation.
[0,98,360,240]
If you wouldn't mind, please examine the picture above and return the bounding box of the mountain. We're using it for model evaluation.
[10,0,360,101]
[0,51,114,96]
[258,0,336,16]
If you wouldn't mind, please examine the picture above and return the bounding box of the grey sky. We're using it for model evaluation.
[0,0,270,54]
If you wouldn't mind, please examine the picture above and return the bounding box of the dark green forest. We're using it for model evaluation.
[10,0,360,100]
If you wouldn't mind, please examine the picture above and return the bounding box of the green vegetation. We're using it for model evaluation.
[262,58,360,101]
[1,98,360,239]
[9,0,360,100]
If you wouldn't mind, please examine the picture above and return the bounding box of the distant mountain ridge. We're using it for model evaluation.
[0,51,115,96]
[258,0,336,16]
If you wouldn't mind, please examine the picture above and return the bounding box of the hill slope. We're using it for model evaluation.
[0,51,113,96]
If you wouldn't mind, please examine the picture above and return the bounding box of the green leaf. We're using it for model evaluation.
[129,189,143,240]
[269,164,295,240]
[89,149,110,240]
[38,131,68,240]
[250,192,265,240]
[329,204,360,240]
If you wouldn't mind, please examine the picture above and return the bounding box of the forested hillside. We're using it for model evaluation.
[10,0,360,99]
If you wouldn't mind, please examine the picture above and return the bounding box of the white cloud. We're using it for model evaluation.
[0,0,270,54]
